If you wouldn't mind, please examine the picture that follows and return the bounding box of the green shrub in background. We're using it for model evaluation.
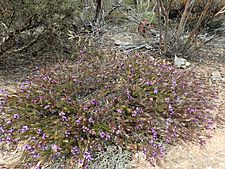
[0,51,216,168]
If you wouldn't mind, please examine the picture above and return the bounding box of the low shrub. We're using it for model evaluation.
[0,51,215,168]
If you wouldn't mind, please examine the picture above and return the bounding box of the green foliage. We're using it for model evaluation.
[0,51,216,168]
[142,12,157,24]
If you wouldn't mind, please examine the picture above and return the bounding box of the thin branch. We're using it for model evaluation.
[158,0,169,52]
[176,0,193,47]
[156,0,162,54]
[188,0,214,41]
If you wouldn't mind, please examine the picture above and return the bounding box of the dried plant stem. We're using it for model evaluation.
[158,0,169,52]
[187,0,214,43]
[156,0,162,54]
[176,0,193,48]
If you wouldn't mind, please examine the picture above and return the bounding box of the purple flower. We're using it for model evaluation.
[31,137,37,140]
[37,128,42,135]
[34,163,41,169]
[83,152,93,162]
[132,110,137,117]
[116,109,123,113]
[132,107,143,116]
[145,81,153,86]
[0,89,5,94]
[6,121,12,125]
[105,134,111,140]
[88,117,94,123]
[169,104,174,115]
[44,105,50,109]
[165,97,170,103]
[33,153,41,158]
[38,142,46,150]
[153,87,158,95]
[151,128,157,140]
[42,133,47,139]
[0,127,5,133]
[61,115,68,121]
[59,111,65,116]
[20,126,29,133]
[13,114,20,119]
[80,50,85,53]
[7,128,14,133]
[24,144,32,150]
[51,144,61,152]
[152,151,157,158]
[116,130,121,135]
[76,119,81,125]
[71,146,80,155]
[100,132,105,138]
[91,99,98,106]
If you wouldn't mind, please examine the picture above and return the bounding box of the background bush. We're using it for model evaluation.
[0,51,215,168]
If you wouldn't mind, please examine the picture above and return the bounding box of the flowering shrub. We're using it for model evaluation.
[0,52,215,168]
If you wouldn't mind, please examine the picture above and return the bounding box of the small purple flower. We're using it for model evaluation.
[44,105,50,109]
[38,142,46,150]
[116,109,123,113]
[20,126,29,133]
[6,135,12,142]
[0,127,5,133]
[42,133,47,139]
[71,146,80,155]
[83,151,93,162]
[154,88,158,95]
[59,111,65,116]
[169,104,174,115]
[61,115,68,121]
[152,151,157,158]
[151,128,157,140]
[132,110,137,117]
[145,81,153,86]
[13,114,20,119]
[84,165,89,169]
[31,137,37,140]
[105,134,111,140]
[33,153,41,158]
[51,144,61,152]
[116,130,121,135]
[80,50,85,53]
[24,144,32,150]
[100,132,105,138]
[7,128,14,133]
[88,117,94,123]
[0,89,5,94]
[37,128,42,135]
[159,144,165,157]
[91,99,98,106]
[165,97,170,103]
[6,121,12,125]
[76,119,81,125]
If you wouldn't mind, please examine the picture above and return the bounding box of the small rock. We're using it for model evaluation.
[174,55,191,69]
[114,40,131,46]
[211,70,222,81]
